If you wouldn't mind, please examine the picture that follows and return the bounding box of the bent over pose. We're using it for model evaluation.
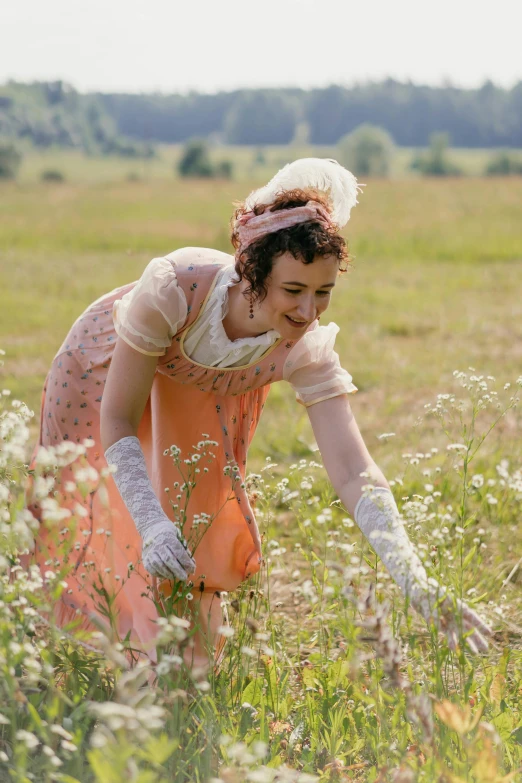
[32,159,492,669]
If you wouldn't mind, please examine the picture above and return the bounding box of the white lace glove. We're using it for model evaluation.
[104,436,196,581]
[354,487,493,653]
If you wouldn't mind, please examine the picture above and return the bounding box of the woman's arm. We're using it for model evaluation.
[307,394,492,652]
[306,394,388,514]
[100,338,158,450]
[100,338,195,581]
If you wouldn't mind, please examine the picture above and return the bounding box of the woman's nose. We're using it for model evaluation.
[297,297,316,321]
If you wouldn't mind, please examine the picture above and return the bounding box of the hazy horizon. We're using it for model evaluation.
[2,74,520,97]
[2,0,521,95]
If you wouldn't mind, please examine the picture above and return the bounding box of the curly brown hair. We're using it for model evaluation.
[230,188,352,304]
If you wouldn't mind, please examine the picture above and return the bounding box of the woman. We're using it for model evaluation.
[33,158,492,669]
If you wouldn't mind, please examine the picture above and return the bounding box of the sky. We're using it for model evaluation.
[2,0,521,94]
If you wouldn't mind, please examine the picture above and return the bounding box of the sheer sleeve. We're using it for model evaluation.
[283,322,358,407]
[112,257,188,356]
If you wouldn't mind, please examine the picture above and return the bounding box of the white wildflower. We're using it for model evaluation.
[15,730,39,749]
[217,625,235,638]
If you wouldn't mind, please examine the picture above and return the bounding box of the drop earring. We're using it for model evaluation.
[249,295,254,319]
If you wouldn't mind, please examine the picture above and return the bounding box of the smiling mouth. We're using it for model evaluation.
[285,315,307,326]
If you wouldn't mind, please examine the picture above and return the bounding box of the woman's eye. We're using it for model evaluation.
[284,289,330,296]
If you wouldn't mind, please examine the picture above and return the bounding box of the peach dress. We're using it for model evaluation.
[32,248,357,666]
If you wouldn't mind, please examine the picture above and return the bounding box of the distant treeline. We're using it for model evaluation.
[0,81,154,156]
[2,79,522,150]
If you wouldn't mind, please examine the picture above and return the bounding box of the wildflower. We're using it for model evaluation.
[74,465,99,483]
[34,446,57,468]
[217,625,235,638]
[90,732,107,748]
[169,616,191,628]
[15,730,39,749]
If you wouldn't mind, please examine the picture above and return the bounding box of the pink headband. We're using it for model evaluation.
[235,200,334,254]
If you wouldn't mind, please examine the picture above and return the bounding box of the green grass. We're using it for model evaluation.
[1,175,522,464]
[12,143,522,185]
[0,170,521,782]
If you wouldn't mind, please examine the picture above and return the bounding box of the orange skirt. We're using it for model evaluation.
[31,346,264,669]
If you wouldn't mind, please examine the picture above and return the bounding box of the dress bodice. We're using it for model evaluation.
[155,253,298,395]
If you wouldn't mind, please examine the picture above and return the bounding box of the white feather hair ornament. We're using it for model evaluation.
[244,158,364,228]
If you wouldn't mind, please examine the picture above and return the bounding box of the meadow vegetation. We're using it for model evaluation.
[6,143,522,185]
[0,161,521,781]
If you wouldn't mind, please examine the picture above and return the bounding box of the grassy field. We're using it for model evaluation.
[12,143,522,185]
[1,165,522,781]
[1,170,522,465]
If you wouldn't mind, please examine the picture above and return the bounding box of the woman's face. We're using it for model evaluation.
[254,251,339,339]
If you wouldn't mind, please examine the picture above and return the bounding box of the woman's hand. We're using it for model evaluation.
[353,486,494,655]
[411,578,493,654]
[353,488,494,654]
[141,518,196,581]
[105,435,196,583]
[308,396,494,654]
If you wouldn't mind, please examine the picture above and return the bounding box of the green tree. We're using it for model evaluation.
[485,151,522,176]
[336,123,395,176]
[176,139,233,179]
[0,144,22,179]
[177,139,214,178]
[214,159,233,179]
[40,169,65,182]
[410,132,462,176]
[224,91,298,145]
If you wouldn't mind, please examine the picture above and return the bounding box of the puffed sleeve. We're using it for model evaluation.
[283,322,358,407]
[112,257,188,356]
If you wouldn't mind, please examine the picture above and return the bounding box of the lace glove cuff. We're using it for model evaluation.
[354,487,431,608]
[104,436,195,580]
[354,487,492,653]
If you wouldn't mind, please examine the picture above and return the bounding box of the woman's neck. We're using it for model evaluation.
[222,279,269,341]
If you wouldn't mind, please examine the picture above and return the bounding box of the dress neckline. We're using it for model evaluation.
[210,265,280,350]
[179,264,285,371]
